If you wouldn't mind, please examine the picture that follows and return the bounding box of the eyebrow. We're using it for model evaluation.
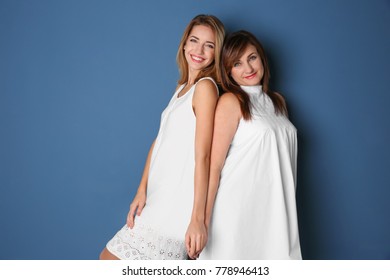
[189,35,215,45]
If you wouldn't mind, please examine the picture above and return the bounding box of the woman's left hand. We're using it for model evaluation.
[185,220,208,259]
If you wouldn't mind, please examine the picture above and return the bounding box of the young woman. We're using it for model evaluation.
[200,30,302,259]
[100,15,225,260]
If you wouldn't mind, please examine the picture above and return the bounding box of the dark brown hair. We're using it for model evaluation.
[176,14,225,85]
[220,30,288,119]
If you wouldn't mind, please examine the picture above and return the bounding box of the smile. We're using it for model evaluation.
[244,73,257,79]
[190,55,205,63]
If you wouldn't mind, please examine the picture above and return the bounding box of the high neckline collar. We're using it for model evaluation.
[240,85,263,95]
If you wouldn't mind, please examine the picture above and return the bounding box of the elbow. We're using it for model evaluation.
[195,153,211,166]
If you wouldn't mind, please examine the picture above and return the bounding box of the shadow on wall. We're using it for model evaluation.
[295,124,319,260]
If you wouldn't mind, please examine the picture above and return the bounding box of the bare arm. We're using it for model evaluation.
[127,139,156,229]
[204,93,241,229]
[185,79,218,259]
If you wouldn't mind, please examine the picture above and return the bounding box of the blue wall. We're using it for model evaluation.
[1,0,389,260]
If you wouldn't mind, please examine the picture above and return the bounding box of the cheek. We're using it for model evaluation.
[206,49,215,60]
[259,64,264,75]
[259,67,265,80]
[230,70,241,83]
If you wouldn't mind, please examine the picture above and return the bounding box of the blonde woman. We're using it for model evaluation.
[99,15,224,260]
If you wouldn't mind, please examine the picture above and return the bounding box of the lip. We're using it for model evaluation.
[190,54,205,63]
[244,73,257,79]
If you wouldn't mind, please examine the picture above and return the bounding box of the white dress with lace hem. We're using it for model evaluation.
[106,77,218,260]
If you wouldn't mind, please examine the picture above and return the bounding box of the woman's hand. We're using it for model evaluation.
[185,219,208,259]
[126,190,146,229]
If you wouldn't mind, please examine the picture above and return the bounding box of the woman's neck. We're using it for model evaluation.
[187,69,201,85]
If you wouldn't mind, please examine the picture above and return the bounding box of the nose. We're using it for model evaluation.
[194,43,204,54]
[243,62,254,73]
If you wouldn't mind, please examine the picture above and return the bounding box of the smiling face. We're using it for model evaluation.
[184,25,216,75]
[230,44,264,86]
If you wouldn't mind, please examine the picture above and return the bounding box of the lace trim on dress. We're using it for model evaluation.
[107,221,187,260]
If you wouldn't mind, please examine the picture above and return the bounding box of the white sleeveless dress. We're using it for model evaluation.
[106,77,218,260]
[200,85,302,260]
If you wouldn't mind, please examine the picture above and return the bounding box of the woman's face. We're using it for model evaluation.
[184,25,215,73]
[230,44,264,86]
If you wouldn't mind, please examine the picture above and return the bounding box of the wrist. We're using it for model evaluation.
[137,187,146,195]
[190,214,205,224]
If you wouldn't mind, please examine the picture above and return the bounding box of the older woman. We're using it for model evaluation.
[200,30,301,259]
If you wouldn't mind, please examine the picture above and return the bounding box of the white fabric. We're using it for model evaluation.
[200,85,302,260]
[106,77,218,260]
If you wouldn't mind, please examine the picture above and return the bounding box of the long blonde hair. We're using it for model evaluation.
[176,15,225,85]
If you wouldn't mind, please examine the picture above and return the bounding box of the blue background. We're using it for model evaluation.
[1,0,389,260]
